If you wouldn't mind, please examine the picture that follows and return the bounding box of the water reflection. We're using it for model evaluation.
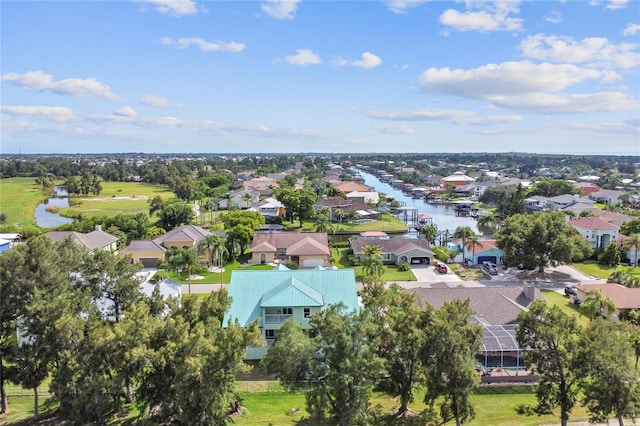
[357,171,479,234]
[34,186,73,228]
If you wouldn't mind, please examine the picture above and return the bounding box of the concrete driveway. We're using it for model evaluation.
[409,264,463,283]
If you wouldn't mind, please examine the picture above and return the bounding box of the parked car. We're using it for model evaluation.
[565,286,578,296]
[487,265,498,275]
[482,261,498,275]
[435,263,448,274]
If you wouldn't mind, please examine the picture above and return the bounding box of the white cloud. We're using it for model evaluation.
[624,23,640,36]
[545,11,562,24]
[519,34,640,69]
[133,0,197,17]
[89,113,185,128]
[261,0,301,20]
[606,0,629,9]
[376,124,415,134]
[490,92,640,114]
[280,49,322,66]
[439,1,523,32]
[384,0,430,14]
[141,94,174,107]
[114,106,137,117]
[1,71,119,100]
[367,107,522,126]
[419,61,616,98]
[333,52,382,69]
[0,105,77,122]
[417,61,639,114]
[161,37,245,52]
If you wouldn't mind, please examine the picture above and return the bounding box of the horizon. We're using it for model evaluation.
[2,0,639,155]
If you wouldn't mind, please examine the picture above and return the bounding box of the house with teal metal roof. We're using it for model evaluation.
[223,265,360,360]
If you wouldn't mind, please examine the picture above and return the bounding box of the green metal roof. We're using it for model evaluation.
[224,268,359,327]
[260,277,324,308]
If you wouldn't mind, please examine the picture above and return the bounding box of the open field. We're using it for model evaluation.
[60,182,176,219]
[290,213,409,233]
[1,386,596,426]
[0,177,48,227]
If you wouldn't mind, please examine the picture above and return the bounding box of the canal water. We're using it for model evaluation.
[357,171,479,235]
[34,186,73,228]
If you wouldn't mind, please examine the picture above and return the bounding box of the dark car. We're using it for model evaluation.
[565,286,578,296]
[482,261,498,275]
[436,263,448,274]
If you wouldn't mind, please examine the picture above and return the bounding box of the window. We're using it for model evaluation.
[282,308,292,315]
[304,308,311,318]
[277,248,286,257]
[265,329,277,339]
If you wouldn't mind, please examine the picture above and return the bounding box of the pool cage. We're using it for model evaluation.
[472,316,526,371]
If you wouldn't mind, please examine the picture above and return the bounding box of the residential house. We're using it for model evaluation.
[569,217,619,250]
[345,190,380,206]
[617,234,640,266]
[572,181,601,197]
[315,196,381,222]
[450,238,504,265]
[350,236,434,265]
[249,232,331,268]
[589,189,625,205]
[441,171,476,187]
[575,283,640,319]
[120,224,220,267]
[249,197,285,219]
[331,180,371,194]
[223,266,360,359]
[46,225,118,253]
[228,187,261,210]
[410,285,542,371]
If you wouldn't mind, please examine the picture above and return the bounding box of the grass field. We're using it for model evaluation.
[0,177,48,227]
[572,260,640,280]
[2,386,595,426]
[60,181,176,219]
[541,289,590,328]
[331,246,416,282]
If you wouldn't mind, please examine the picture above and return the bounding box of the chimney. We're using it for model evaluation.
[523,284,536,301]
[95,224,102,232]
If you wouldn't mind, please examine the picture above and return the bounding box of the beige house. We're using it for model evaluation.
[250,232,331,268]
[46,226,118,253]
[120,224,218,267]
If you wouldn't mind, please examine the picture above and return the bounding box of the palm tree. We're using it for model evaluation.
[197,234,226,268]
[315,214,329,233]
[477,213,497,237]
[581,289,616,321]
[176,248,200,295]
[361,244,385,278]
[453,226,475,262]
[242,192,255,209]
[465,234,482,266]
[624,233,640,268]
[333,208,345,223]
[419,223,438,245]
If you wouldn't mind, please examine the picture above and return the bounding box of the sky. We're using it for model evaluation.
[1,0,639,155]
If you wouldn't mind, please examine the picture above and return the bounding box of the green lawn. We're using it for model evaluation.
[2,386,595,426]
[331,246,416,282]
[286,213,409,234]
[0,177,48,227]
[541,289,590,328]
[572,260,640,280]
[60,181,177,219]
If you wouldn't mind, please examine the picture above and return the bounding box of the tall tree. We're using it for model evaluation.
[306,305,383,425]
[171,248,200,295]
[496,211,593,273]
[580,289,616,321]
[418,223,438,244]
[421,299,483,426]
[576,320,640,426]
[517,300,582,426]
[477,213,497,237]
[157,203,194,230]
[198,233,227,268]
[453,226,475,262]
[361,244,385,278]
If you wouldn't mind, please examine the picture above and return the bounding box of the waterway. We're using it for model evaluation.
[357,170,479,235]
[34,186,73,228]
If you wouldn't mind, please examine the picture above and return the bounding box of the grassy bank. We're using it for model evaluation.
[0,177,48,227]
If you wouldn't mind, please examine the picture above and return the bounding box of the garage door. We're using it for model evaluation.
[477,256,497,265]
[302,258,325,268]
[140,257,160,268]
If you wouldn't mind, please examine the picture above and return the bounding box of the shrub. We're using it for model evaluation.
[397,262,410,272]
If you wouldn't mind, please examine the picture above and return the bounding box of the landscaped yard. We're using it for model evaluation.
[331,245,416,282]
[285,213,409,234]
[572,260,640,280]
[541,289,590,328]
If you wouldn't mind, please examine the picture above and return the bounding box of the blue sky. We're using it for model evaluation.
[1,0,639,155]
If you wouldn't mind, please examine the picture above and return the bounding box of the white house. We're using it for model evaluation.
[569,217,619,250]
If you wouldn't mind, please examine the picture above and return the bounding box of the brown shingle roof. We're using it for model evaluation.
[350,237,433,255]
[251,232,330,256]
[46,230,118,251]
[576,283,640,310]
[120,240,166,253]
[410,285,542,325]
[570,217,619,230]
